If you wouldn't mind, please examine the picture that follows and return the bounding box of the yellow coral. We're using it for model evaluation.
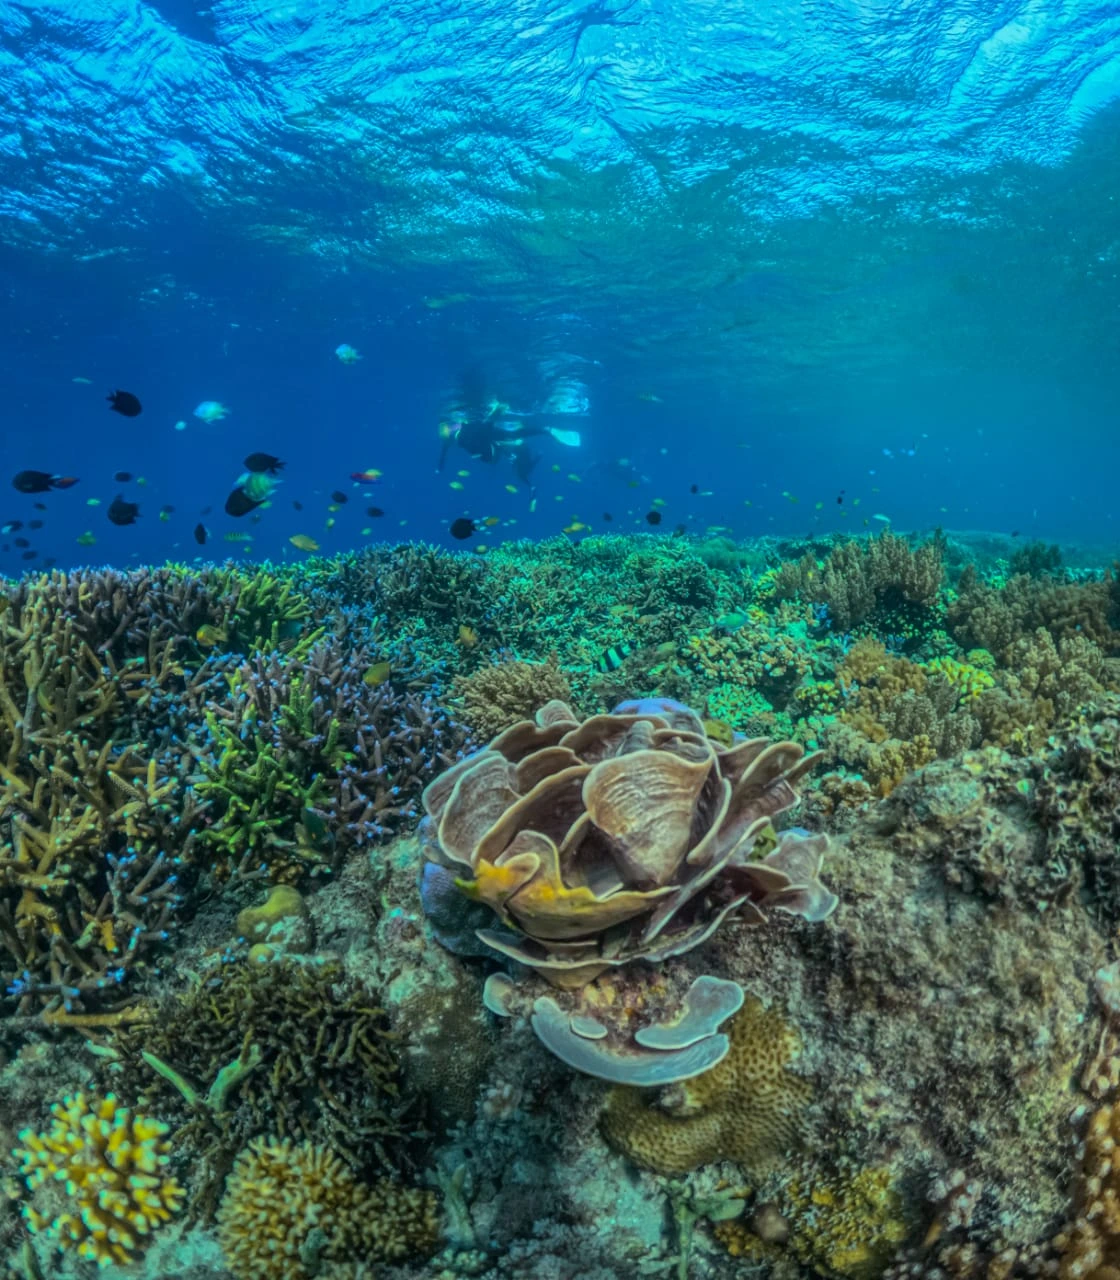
[217,1137,439,1280]
[781,1167,910,1278]
[601,996,810,1175]
[15,1091,183,1269]
[924,655,995,701]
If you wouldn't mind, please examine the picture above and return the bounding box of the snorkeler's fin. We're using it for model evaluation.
[548,428,581,447]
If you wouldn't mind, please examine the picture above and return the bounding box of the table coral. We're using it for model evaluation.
[14,1091,183,1269]
[600,995,811,1175]
[216,1137,438,1279]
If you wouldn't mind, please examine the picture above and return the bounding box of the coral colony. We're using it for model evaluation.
[4,530,1120,1277]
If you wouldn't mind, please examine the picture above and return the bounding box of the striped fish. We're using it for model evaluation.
[595,642,633,674]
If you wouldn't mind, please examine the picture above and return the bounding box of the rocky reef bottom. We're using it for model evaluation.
[2,530,1120,1279]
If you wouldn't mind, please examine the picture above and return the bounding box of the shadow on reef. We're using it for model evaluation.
[1,531,1119,1279]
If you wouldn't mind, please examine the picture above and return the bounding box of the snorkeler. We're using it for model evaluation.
[438,398,580,470]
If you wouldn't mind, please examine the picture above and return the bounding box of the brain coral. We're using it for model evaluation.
[600,995,811,1175]
[216,1137,438,1280]
[421,699,834,988]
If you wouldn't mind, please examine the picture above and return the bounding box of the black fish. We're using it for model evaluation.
[1010,530,1021,538]
[450,517,477,540]
[645,510,662,525]
[114,471,133,482]
[28,519,42,530]
[244,452,284,475]
[200,505,212,516]
[225,487,262,518]
[108,495,140,526]
[193,523,208,545]
[13,471,66,494]
[1,521,22,533]
[690,484,699,494]
[13,537,29,548]
[21,550,36,561]
[331,490,348,504]
[107,390,142,417]
[42,556,56,568]
[33,502,46,510]
[602,512,613,522]
[366,506,385,518]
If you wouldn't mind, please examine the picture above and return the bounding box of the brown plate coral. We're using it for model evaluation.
[421,699,837,989]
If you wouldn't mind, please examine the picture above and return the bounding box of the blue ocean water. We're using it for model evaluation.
[2,0,1120,571]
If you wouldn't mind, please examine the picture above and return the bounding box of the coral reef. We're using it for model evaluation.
[106,955,410,1172]
[450,654,573,739]
[421,698,832,989]
[216,1136,438,1279]
[14,1091,183,1269]
[600,995,811,1175]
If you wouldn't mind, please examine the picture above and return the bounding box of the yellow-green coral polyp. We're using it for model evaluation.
[14,1091,183,1269]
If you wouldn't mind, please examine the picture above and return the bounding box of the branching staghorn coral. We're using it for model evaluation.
[186,634,471,882]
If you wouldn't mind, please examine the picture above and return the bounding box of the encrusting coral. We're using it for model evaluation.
[14,1091,183,1269]
[216,1136,438,1279]
[600,995,811,1175]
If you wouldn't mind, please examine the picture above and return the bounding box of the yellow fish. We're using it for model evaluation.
[563,521,589,534]
[362,661,391,687]
[328,504,341,513]
[76,531,96,546]
[289,534,319,552]
[450,481,464,490]
[505,484,517,494]
[325,517,336,529]
[457,469,470,477]
[652,497,665,506]
[483,516,500,527]
[551,464,561,473]
[458,624,479,647]
[528,498,537,512]
[567,473,581,482]
[196,624,227,648]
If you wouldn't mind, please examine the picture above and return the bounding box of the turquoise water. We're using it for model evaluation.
[2,0,1119,566]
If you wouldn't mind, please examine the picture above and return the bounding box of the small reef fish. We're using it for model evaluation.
[482,516,500,527]
[195,624,227,647]
[504,484,518,494]
[458,624,479,647]
[645,510,662,526]
[289,534,319,552]
[637,391,662,403]
[12,471,78,494]
[107,390,142,417]
[563,521,589,534]
[1,521,21,534]
[72,376,92,384]
[114,471,132,482]
[450,517,477,540]
[244,452,284,475]
[366,506,385,518]
[362,661,391,687]
[449,481,464,491]
[335,344,362,364]
[193,523,208,545]
[76,531,96,546]
[424,292,470,309]
[596,643,633,674]
[223,532,253,543]
[194,400,229,423]
[350,469,381,483]
[873,513,891,523]
[330,491,348,504]
[715,611,750,633]
[107,496,140,526]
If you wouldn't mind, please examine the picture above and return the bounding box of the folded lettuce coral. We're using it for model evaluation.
[421,700,836,989]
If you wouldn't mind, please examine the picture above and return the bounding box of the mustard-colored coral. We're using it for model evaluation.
[1054,1101,1120,1279]
[924,654,995,700]
[780,1167,909,1278]
[14,1091,183,1269]
[216,1137,439,1279]
[449,654,572,739]
[600,996,810,1175]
